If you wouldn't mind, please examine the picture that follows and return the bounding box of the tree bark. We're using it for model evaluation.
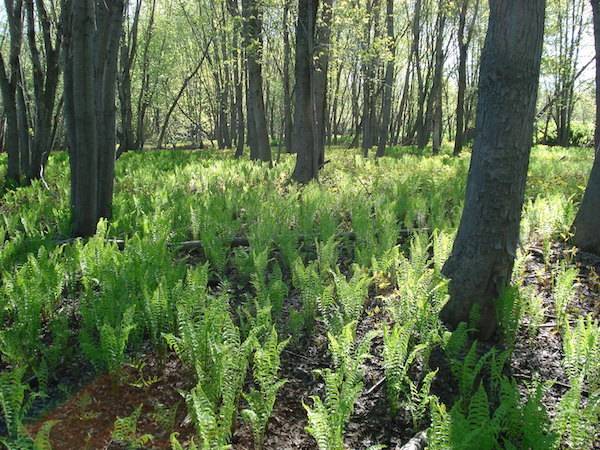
[441,0,546,340]
[292,0,318,182]
[376,0,394,157]
[431,3,447,155]
[24,0,62,181]
[283,0,293,153]
[453,0,480,156]
[572,0,600,255]
[241,0,271,164]
[117,0,142,156]
[292,0,334,183]
[63,0,125,237]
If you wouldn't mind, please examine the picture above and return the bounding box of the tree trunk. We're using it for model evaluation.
[63,0,125,237]
[572,0,600,254]
[283,0,293,153]
[453,0,480,156]
[241,0,271,164]
[292,0,318,182]
[24,0,62,181]
[441,0,546,341]
[292,0,334,183]
[117,0,141,156]
[431,4,447,155]
[376,0,394,158]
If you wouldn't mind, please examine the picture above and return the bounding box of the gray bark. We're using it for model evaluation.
[441,0,546,340]
[453,0,480,156]
[241,0,271,164]
[292,0,334,183]
[572,0,600,254]
[63,0,125,237]
[376,0,395,158]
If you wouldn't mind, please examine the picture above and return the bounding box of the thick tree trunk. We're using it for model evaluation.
[241,0,271,164]
[292,0,318,182]
[292,0,334,183]
[63,0,124,237]
[572,0,600,254]
[376,0,394,158]
[441,0,546,340]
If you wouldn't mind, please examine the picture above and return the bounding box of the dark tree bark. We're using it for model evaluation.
[361,0,381,157]
[431,3,447,155]
[24,0,62,181]
[572,0,600,254]
[135,0,157,151]
[0,0,27,183]
[117,0,142,156]
[282,0,293,153]
[241,0,271,164]
[376,0,395,157]
[292,0,334,183]
[441,0,546,340]
[292,0,318,182]
[453,0,480,156]
[62,0,125,237]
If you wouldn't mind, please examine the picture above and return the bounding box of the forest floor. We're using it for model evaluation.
[1,146,597,449]
[26,238,600,450]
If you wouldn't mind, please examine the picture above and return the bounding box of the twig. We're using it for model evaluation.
[365,376,386,396]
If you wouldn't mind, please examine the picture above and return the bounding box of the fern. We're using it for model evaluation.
[291,258,323,336]
[167,291,253,449]
[553,265,578,332]
[241,328,288,450]
[111,404,154,449]
[562,315,600,391]
[552,379,599,450]
[304,323,377,450]
[382,322,425,414]
[496,286,523,348]
[317,266,370,335]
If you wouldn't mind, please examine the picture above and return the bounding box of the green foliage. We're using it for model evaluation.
[242,328,288,450]
[495,286,523,348]
[0,248,67,372]
[553,265,578,332]
[111,404,154,449]
[386,235,448,339]
[562,315,600,391]
[552,379,600,450]
[317,266,371,335]
[291,258,324,337]
[166,289,253,449]
[304,323,377,450]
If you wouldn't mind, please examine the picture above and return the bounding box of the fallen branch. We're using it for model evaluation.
[54,228,428,253]
[397,431,428,450]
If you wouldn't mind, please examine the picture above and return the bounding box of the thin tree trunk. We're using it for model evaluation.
[431,4,447,155]
[376,0,394,158]
[283,0,293,153]
[453,0,480,156]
